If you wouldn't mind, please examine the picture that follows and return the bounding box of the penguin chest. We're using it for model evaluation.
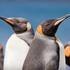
[42,40,59,70]
[4,34,29,70]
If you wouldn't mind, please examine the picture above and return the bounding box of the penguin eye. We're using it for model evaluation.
[14,19,19,23]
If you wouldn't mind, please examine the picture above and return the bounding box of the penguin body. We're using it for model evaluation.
[23,14,70,70]
[0,17,34,70]
[4,33,29,70]
[23,31,59,70]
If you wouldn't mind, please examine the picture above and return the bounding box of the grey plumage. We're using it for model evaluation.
[23,14,70,70]
[23,32,59,70]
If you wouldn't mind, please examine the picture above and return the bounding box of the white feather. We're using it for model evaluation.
[56,39,66,70]
[4,33,30,70]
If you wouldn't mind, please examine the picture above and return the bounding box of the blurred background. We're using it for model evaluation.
[0,0,70,69]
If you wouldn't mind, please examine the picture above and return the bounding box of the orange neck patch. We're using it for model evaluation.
[37,25,43,34]
[64,46,70,57]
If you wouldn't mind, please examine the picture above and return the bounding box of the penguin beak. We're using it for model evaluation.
[54,14,70,26]
[0,16,14,25]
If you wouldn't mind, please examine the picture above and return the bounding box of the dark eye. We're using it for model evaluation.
[16,20,20,23]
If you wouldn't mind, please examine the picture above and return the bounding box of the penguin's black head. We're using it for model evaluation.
[0,17,33,34]
[37,14,70,37]
[42,19,63,37]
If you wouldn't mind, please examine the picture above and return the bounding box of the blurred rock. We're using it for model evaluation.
[0,44,4,70]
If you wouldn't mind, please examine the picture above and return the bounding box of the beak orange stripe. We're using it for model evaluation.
[5,19,14,24]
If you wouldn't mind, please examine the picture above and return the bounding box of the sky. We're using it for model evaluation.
[0,0,70,69]
[0,0,70,46]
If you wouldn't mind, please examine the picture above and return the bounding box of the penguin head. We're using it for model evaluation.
[0,17,33,34]
[64,42,70,66]
[37,14,70,37]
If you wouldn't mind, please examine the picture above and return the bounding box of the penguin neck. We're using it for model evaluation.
[16,31,34,45]
[35,31,56,41]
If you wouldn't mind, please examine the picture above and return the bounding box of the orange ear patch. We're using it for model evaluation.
[37,25,43,34]
[64,46,70,57]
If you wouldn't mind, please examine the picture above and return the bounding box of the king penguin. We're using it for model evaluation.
[64,41,70,66]
[23,14,70,70]
[0,17,34,70]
